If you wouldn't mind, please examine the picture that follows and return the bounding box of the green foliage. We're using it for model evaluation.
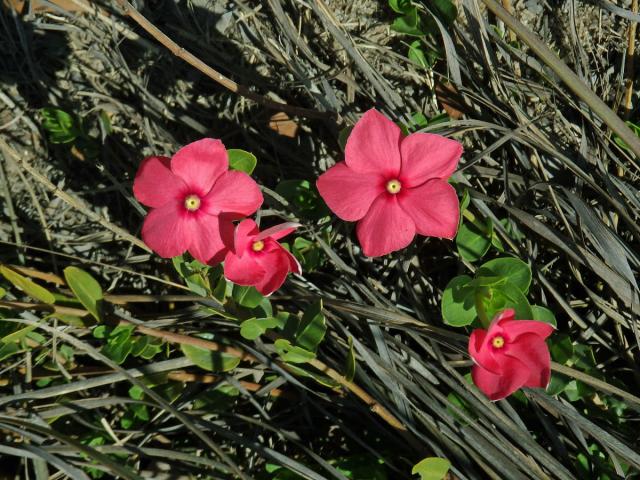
[388,0,458,69]
[442,257,536,326]
[64,266,103,321]
[274,339,316,363]
[172,255,211,296]
[412,457,451,480]
[40,107,102,159]
[345,336,356,381]
[291,236,324,271]
[294,300,326,352]
[275,179,329,219]
[228,148,257,174]
[240,315,287,340]
[456,218,493,262]
[613,121,640,151]
[0,265,55,304]
[94,325,164,365]
[40,107,80,144]
[180,333,241,372]
[232,284,264,308]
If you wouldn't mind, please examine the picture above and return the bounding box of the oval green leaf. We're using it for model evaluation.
[480,282,533,322]
[412,457,451,480]
[441,275,477,326]
[477,257,532,293]
[64,266,103,321]
[0,265,55,304]
[531,305,557,327]
[228,149,257,175]
[456,219,493,262]
[181,334,241,372]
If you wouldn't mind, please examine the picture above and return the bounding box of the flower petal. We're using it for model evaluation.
[256,222,301,242]
[187,213,228,264]
[254,248,291,295]
[491,309,516,328]
[471,356,529,401]
[283,248,302,275]
[134,156,186,208]
[399,179,459,239]
[233,219,260,255]
[171,138,228,195]
[356,194,416,257]
[345,109,402,176]
[224,250,266,286]
[400,132,462,187]
[469,329,501,375]
[501,320,555,341]
[506,334,551,389]
[141,202,193,258]
[203,171,263,217]
[317,162,384,221]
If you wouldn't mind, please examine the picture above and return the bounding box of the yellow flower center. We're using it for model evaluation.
[386,179,402,194]
[184,195,201,211]
[492,336,505,349]
[252,240,265,252]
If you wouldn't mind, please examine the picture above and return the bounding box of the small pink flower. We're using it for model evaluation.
[317,108,462,257]
[133,138,263,264]
[223,219,301,296]
[468,309,554,401]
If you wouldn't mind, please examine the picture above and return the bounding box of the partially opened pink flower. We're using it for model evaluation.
[468,309,554,401]
[133,138,263,264]
[317,109,462,257]
[224,219,301,296]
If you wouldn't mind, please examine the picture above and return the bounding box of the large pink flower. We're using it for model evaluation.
[224,219,301,296]
[468,309,554,401]
[316,109,462,257]
[133,138,263,264]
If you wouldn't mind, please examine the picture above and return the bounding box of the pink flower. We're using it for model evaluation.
[224,219,301,296]
[133,138,263,264]
[468,309,554,401]
[316,109,462,257]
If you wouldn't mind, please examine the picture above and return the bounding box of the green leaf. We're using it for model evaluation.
[456,219,493,262]
[345,336,356,382]
[547,373,569,396]
[40,107,80,144]
[479,282,533,322]
[412,457,451,480]
[274,339,315,363]
[239,317,285,341]
[232,284,264,308]
[549,334,572,364]
[101,325,135,364]
[48,313,92,327]
[181,334,241,372]
[431,0,458,25]
[408,40,428,68]
[391,7,423,36]
[275,179,328,219]
[295,300,326,352]
[389,0,413,14]
[477,257,532,294]
[286,363,339,388]
[531,305,557,327]
[63,266,103,321]
[0,265,55,304]
[0,342,20,361]
[228,149,257,174]
[614,121,640,151]
[0,287,6,299]
[441,275,477,326]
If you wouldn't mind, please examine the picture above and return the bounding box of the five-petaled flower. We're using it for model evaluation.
[133,138,263,264]
[468,309,554,401]
[223,219,301,296]
[317,108,462,257]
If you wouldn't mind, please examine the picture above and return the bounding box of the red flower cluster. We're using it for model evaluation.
[134,138,298,295]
